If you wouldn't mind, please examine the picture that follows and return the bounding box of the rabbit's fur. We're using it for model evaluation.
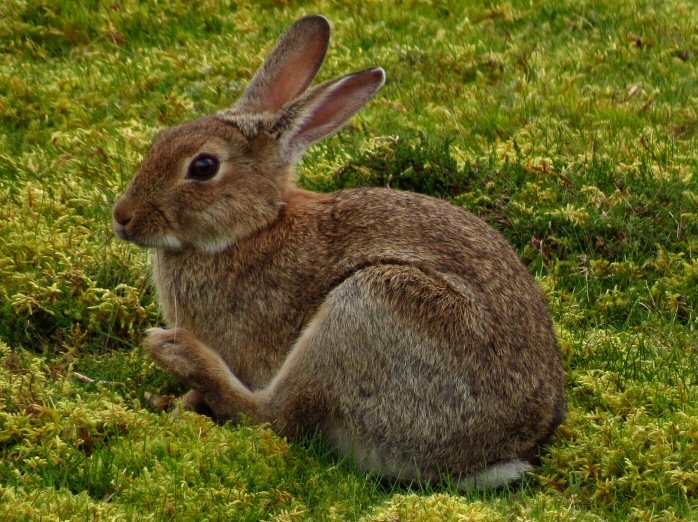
[113,15,566,490]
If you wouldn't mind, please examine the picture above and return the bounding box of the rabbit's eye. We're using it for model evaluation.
[187,154,220,181]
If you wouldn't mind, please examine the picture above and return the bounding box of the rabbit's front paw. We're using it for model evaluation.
[170,389,213,418]
[144,327,206,384]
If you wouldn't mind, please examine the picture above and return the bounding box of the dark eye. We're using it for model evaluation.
[187,153,219,181]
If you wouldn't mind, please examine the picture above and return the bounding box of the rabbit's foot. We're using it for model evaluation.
[144,327,260,422]
[169,389,216,419]
[144,327,221,387]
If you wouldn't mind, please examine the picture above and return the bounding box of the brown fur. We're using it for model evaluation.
[113,15,565,489]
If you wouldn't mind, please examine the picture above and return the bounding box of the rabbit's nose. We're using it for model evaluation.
[113,199,132,227]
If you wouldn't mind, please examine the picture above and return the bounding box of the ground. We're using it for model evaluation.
[0,1,696,520]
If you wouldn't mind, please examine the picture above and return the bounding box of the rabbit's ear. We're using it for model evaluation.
[234,15,330,113]
[277,68,386,159]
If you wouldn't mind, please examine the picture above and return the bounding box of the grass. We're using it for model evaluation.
[0,0,696,520]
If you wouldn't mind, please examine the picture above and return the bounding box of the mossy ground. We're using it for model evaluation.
[1,1,696,520]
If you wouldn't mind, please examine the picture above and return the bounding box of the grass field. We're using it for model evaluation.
[1,0,697,520]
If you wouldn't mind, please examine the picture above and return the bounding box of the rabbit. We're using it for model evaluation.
[112,14,566,490]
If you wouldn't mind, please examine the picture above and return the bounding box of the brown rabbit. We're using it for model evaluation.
[113,15,565,490]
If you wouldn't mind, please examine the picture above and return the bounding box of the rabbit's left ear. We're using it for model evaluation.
[234,15,330,113]
[275,67,386,160]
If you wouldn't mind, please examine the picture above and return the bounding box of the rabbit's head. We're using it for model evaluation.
[113,15,385,253]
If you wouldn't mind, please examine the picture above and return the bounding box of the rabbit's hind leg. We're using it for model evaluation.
[258,264,480,484]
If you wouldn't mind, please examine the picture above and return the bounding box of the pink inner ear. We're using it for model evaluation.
[293,69,384,144]
[257,38,327,111]
[259,45,319,111]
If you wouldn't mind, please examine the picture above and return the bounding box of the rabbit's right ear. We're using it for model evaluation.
[234,15,330,113]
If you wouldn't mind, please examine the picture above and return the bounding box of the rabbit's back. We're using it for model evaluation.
[315,188,559,358]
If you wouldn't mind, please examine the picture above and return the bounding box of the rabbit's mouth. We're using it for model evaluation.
[113,220,184,251]
[113,221,130,241]
[113,196,186,251]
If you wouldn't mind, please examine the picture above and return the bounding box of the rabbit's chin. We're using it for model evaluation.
[120,233,184,252]
[138,234,232,254]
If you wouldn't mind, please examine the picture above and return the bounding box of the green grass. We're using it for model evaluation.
[1,0,697,520]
